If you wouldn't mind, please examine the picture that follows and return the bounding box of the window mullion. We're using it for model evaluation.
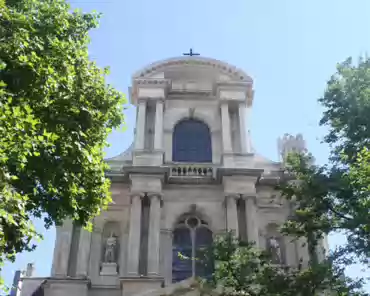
[191,229,196,278]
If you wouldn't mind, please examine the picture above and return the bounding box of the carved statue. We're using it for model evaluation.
[268,236,282,264]
[104,232,118,263]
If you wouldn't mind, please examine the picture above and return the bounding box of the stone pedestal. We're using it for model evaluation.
[100,262,118,276]
[120,277,163,296]
[42,279,89,296]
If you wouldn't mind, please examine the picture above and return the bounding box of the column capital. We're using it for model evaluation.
[147,192,163,199]
[241,194,257,201]
[219,99,230,105]
[129,192,144,204]
[137,97,148,104]
[154,97,165,103]
[224,193,241,201]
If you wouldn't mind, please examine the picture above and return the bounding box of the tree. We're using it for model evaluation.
[274,56,370,294]
[203,57,370,295]
[0,0,125,288]
[203,233,367,296]
[280,57,370,263]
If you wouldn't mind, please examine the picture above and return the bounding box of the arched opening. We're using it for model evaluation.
[172,215,213,282]
[172,119,212,163]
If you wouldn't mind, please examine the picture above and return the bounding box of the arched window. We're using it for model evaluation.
[172,119,212,163]
[172,215,213,282]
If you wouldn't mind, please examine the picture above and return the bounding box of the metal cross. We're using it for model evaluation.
[183,48,200,56]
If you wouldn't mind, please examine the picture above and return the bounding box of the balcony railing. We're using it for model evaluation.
[168,163,216,183]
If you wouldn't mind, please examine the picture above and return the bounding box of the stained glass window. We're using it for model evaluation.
[172,119,212,163]
[172,216,213,282]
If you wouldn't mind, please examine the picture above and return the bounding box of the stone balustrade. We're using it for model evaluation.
[169,164,215,182]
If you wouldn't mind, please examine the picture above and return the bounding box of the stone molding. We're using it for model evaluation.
[240,194,258,203]
[164,109,218,133]
[137,96,166,103]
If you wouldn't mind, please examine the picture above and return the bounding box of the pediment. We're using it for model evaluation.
[132,56,253,83]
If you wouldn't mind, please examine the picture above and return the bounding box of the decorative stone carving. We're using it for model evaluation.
[103,232,118,263]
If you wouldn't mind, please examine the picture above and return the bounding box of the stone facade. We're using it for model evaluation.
[19,55,324,296]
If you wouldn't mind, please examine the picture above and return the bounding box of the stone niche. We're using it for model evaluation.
[100,221,121,276]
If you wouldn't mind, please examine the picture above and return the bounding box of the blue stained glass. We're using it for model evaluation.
[173,119,212,163]
[172,228,192,282]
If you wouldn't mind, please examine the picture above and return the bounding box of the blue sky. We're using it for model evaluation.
[3,0,370,292]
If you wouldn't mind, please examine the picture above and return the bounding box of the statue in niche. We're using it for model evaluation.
[103,232,118,263]
[267,236,282,264]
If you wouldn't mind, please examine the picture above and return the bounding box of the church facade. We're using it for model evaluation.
[19,55,323,296]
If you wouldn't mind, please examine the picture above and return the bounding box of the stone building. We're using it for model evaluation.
[20,54,324,296]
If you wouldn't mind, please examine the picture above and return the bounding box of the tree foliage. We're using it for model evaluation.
[205,57,370,295]
[204,233,367,296]
[0,0,125,285]
[281,57,370,262]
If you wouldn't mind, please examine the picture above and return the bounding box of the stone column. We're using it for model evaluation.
[154,100,164,150]
[147,194,161,276]
[225,195,239,236]
[238,103,247,153]
[127,194,142,276]
[220,102,232,153]
[51,219,73,277]
[244,196,259,247]
[135,100,147,150]
[76,228,92,277]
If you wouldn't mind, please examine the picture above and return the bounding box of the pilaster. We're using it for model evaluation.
[154,99,164,151]
[134,99,147,150]
[160,229,173,285]
[76,227,92,277]
[225,194,239,236]
[51,219,73,277]
[243,195,259,247]
[147,193,162,276]
[127,194,143,276]
[238,102,247,153]
[220,101,232,153]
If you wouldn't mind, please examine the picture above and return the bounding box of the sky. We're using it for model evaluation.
[3,0,370,292]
